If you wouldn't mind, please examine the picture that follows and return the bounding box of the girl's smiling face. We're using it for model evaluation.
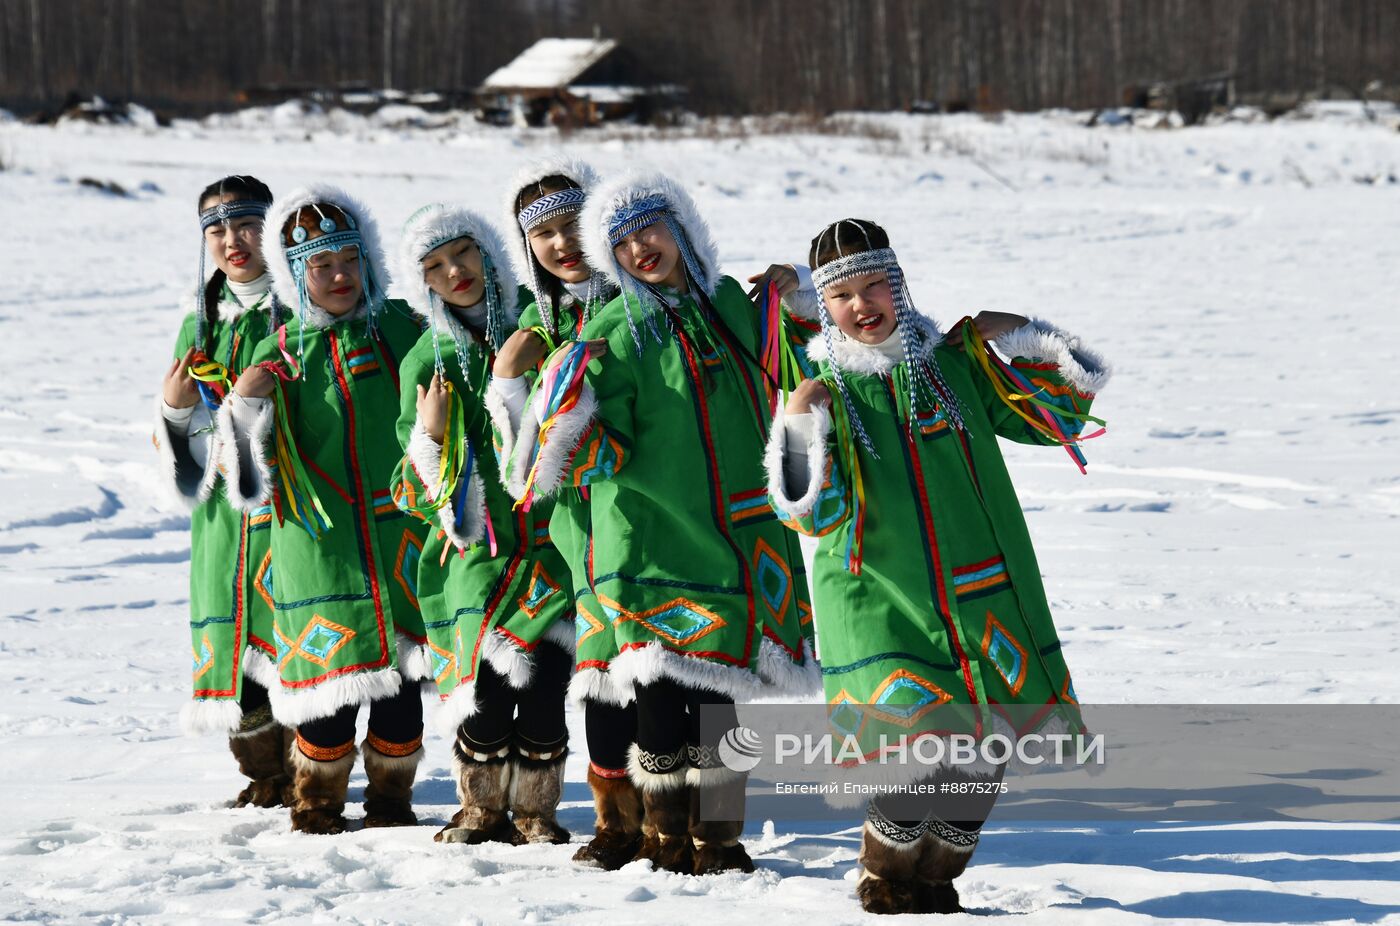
[304,245,363,316]
[201,193,266,283]
[422,236,486,308]
[823,270,896,344]
[529,214,589,285]
[612,221,685,291]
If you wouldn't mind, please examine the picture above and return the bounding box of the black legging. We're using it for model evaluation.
[585,698,638,772]
[633,676,737,771]
[871,761,1008,832]
[458,641,572,756]
[297,681,424,752]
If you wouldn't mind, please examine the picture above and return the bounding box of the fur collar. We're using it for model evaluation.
[392,203,520,338]
[580,170,723,298]
[501,156,601,302]
[805,311,944,376]
[260,183,390,319]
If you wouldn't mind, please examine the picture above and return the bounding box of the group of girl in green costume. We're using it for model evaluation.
[161,161,1109,915]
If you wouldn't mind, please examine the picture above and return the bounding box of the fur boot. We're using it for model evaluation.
[360,737,423,828]
[509,747,570,845]
[687,765,754,875]
[913,818,981,914]
[629,744,691,873]
[228,708,293,807]
[855,810,924,915]
[435,741,516,845]
[572,766,645,870]
[287,741,355,835]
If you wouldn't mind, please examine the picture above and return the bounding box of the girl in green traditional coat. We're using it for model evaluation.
[503,170,821,875]
[766,218,1110,915]
[155,174,293,807]
[486,157,646,869]
[219,184,432,835]
[390,203,576,845]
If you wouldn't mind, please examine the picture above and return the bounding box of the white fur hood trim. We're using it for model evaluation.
[501,156,601,293]
[580,170,723,297]
[260,183,390,321]
[805,311,943,377]
[393,203,520,335]
[993,316,1113,395]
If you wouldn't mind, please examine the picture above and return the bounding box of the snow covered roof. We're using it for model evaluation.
[482,38,618,90]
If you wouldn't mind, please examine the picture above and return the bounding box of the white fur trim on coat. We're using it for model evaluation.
[179,698,243,736]
[480,628,533,690]
[541,616,577,654]
[567,666,634,707]
[216,398,274,513]
[580,170,723,297]
[805,311,943,378]
[406,420,486,550]
[755,635,823,700]
[609,642,763,701]
[764,402,832,520]
[993,316,1112,395]
[396,631,435,684]
[433,683,479,737]
[260,183,391,319]
[502,156,601,303]
[267,666,404,728]
[484,377,525,496]
[152,395,220,513]
[508,382,598,502]
[242,646,280,692]
[393,202,520,328]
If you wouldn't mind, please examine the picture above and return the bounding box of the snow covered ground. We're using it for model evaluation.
[1,103,1398,924]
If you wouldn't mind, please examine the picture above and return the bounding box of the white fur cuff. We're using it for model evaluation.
[764,403,832,520]
[216,396,275,512]
[510,382,598,502]
[993,317,1112,395]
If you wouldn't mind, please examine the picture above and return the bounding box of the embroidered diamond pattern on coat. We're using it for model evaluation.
[629,598,725,647]
[827,690,867,739]
[753,538,793,625]
[292,615,356,668]
[575,602,606,647]
[254,551,275,611]
[518,562,560,619]
[428,639,456,685]
[394,529,423,609]
[191,633,215,680]
[981,612,1028,697]
[273,623,295,667]
[869,669,953,727]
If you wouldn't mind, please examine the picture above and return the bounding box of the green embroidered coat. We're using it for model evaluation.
[154,290,278,734]
[393,304,576,733]
[220,301,431,726]
[768,314,1110,759]
[507,277,819,700]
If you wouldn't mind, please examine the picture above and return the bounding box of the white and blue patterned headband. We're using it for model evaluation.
[811,241,966,453]
[517,187,586,233]
[284,205,382,369]
[604,193,710,353]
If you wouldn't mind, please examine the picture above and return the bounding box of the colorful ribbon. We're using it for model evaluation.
[515,339,603,511]
[959,319,1106,474]
[822,375,867,575]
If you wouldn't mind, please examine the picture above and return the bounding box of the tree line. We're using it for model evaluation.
[1,0,1395,116]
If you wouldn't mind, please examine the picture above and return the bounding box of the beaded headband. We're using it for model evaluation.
[517,188,586,233]
[811,247,898,292]
[199,198,267,231]
[606,194,669,246]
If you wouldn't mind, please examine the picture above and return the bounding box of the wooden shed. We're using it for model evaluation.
[477,37,680,127]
